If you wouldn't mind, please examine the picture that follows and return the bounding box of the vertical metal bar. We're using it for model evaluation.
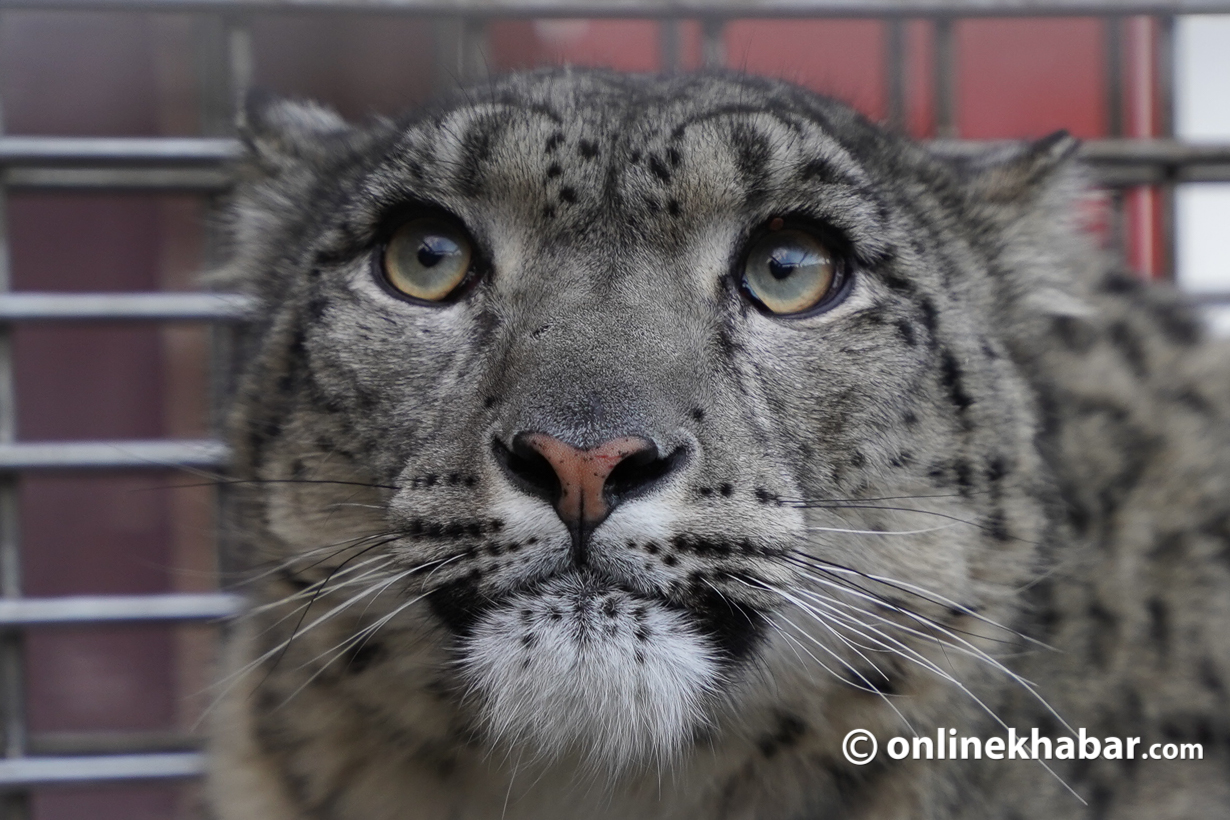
[933,17,957,138]
[433,17,488,92]
[1156,14,1176,281]
[0,12,30,820]
[227,21,254,131]
[660,19,681,74]
[885,18,907,132]
[1105,16,1124,138]
[1127,15,1158,278]
[701,17,725,70]
[1104,16,1126,255]
[460,18,488,83]
[199,17,248,589]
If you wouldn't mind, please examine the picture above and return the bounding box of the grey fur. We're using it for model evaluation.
[209,69,1230,820]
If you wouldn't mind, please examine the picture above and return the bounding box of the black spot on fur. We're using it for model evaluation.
[1088,602,1118,669]
[1108,321,1148,378]
[1053,315,1097,353]
[985,510,1011,542]
[544,132,564,153]
[894,318,918,347]
[1147,597,1169,656]
[648,154,672,183]
[691,407,705,422]
[757,713,807,758]
[1102,271,1141,294]
[954,460,973,492]
[428,577,489,637]
[1169,387,1214,415]
[719,483,733,497]
[881,270,915,295]
[559,187,577,204]
[345,641,386,674]
[456,114,506,197]
[918,298,939,335]
[546,162,562,178]
[1149,300,1202,345]
[578,139,599,159]
[687,586,764,665]
[1149,531,1185,561]
[939,349,974,414]
[730,122,771,201]
[1199,658,1225,695]
[986,456,1009,483]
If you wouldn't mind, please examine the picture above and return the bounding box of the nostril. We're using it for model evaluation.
[492,434,560,502]
[604,444,688,504]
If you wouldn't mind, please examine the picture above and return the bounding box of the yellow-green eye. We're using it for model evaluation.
[742,228,838,315]
[382,217,473,302]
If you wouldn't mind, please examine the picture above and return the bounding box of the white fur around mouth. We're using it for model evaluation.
[460,574,721,769]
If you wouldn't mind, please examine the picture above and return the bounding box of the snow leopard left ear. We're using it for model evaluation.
[240,89,353,166]
[961,130,1081,203]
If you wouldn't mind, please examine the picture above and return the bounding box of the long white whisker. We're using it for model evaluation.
[757,593,917,735]
[785,566,1075,737]
[275,589,434,708]
[790,553,1047,648]
[744,577,1084,803]
[805,524,961,536]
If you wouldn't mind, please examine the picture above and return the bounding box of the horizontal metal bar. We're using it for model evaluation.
[0,293,254,322]
[0,137,239,167]
[2,167,232,191]
[0,593,242,626]
[30,731,205,757]
[0,753,204,789]
[7,0,1230,18]
[4,137,1230,185]
[0,440,229,471]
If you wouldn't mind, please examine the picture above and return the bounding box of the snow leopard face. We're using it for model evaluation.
[225,69,1077,774]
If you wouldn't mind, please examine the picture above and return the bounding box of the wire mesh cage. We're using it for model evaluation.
[0,1,1228,818]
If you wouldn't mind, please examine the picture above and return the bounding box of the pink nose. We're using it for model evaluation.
[520,433,656,529]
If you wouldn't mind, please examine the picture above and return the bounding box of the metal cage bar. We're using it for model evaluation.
[0,0,1226,810]
[7,0,1230,16]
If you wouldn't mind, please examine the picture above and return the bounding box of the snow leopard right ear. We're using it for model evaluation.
[240,89,353,166]
[961,130,1082,204]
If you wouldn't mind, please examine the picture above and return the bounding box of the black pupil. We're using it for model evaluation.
[768,246,809,280]
[417,235,458,268]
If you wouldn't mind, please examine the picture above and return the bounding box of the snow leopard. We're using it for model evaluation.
[208,69,1230,820]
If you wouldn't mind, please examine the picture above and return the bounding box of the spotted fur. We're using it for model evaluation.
[208,70,1230,820]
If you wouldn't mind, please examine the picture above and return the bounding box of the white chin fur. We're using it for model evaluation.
[461,575,720,770]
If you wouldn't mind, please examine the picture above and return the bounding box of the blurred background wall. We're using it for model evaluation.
[0,9,1225,819]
